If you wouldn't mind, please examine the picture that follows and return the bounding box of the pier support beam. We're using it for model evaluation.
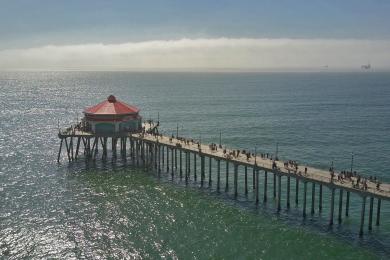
[217,159,221,192]
[330,188,335,226]
[303,182,307,218]
[179,150,183,179]
[359,196,366,237]
[174,148,177,172]
[208,157,212,186]
[70,137,74,161]
[135,141,139,166]
[376,199,381,226]
[273,173,276,198]
[244,166,248,195]
[319,184,323,212]
[162,143,164,168]
[234,164,238,197]
[185,152,189,184]
[166,146,169,172]
[225,161,229,191]
[111,138,116,157]
[295,178,299,205]
[194,153,197,181]
[345,191,350,217]
[171,147,174,178]
[311,183,315,215]
[201,155,205,187]
[64,138,71,162]
[158,145,161,176]
[338,189,343,223]
[255,168,259,204]
[186,151,190,174]
[75,137,81,160]
[287,176,290,209]
[57,139,63,163]
[277,174,281,212]
[263,171,268,202]
[94,137,98,159]
[252,166,255,189]
[368,197,374,230]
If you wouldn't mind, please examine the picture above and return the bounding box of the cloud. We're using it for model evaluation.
[1,38,389,71]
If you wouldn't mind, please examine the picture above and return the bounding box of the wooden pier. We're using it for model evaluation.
[57,122,389,237]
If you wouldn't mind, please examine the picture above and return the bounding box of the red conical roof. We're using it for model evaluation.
[84,95,140,115]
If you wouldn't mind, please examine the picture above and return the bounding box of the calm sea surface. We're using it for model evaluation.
[0,72,389,259]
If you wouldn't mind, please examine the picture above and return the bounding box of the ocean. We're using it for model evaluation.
[0,71,389,259]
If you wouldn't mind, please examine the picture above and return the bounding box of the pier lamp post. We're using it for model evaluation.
[219,131,222,147]
[275,142,279,161]
[254,147,257,165]
[176,123,179,138]
[350,152,354,173]
[331,159,334,171]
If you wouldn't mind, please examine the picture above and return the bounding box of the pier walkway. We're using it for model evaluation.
[136,132,390,201]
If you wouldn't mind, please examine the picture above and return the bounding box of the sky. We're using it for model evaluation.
[1,0,390,71]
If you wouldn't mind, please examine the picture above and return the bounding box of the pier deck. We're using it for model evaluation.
[135,133,390,201]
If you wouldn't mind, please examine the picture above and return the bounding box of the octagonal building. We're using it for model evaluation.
[83,95,142,134]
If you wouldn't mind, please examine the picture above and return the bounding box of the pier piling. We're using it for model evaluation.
[338,189,343,223]
[234,164,238,197]
[311,183,315,215]
[368,197,374,230]
[225,161,229,191]
[264,171,268,202]
[376,199,381,226]
[277,174,282,212]
[359,196,366,236]
[295,178,299,205]
[319,184,323,212]
[330,188,335,226]
[287,176,291,209]
[244,166,248,195]
[256,168,259,204]
[303,181,307,218]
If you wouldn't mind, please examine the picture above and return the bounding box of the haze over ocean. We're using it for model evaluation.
[2,0,390,259]
[0,71,389,258]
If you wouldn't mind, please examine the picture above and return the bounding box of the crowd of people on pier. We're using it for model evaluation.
[329,168,381,191]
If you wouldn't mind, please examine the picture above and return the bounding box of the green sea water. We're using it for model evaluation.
[0,72,389,259]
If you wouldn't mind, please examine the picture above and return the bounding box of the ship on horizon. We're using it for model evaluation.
[361,63,371,70]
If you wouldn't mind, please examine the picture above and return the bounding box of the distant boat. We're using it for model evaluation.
[361,63,371,70]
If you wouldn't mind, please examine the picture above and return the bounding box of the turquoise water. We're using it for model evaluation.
[0,72,389,259]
